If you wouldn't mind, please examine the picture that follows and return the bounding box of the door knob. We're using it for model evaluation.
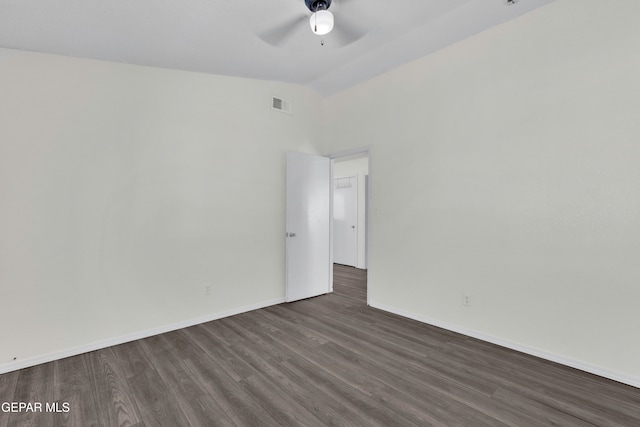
[286,232,296,237]
[351,225,356,229]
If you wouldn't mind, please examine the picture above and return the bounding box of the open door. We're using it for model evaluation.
[333,176,358,267]
[285,152,331,302]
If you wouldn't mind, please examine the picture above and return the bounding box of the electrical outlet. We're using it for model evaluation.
[204,285,212,296]
[463,294,471,307]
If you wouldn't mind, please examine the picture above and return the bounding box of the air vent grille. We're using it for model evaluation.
[271,96,292,114]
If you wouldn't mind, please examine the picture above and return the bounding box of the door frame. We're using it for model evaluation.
[329,146,372,306]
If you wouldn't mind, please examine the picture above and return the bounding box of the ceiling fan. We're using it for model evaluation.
[258,0,366,47]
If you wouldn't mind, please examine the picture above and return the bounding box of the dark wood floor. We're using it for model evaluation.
[2,265,640,426]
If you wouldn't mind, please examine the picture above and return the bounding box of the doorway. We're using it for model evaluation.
[331,150,370,304]
[284,149,370,304]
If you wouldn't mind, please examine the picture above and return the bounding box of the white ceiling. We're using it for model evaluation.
[0,0,554,96]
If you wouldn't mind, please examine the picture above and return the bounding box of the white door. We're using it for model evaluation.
[333,176,358,267]
[286,152,331,302]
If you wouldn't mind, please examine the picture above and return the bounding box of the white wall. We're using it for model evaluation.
[0,49,323,370]
[320,0,640,385]
[334,156,369,269]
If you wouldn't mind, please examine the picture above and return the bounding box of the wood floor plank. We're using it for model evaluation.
[239,373,325,427]
[281,301,502,396]
[298,342,472,427]
[0,370,19,427]
[491,387,597,427]
[181,326,284,426]
[185,323,260,382]
[6,362,56,427]
[85,348,142,427]
[465,411,511,427]
[252,308,329,347]
[499,363,640,426]
[310,341,477,426]
[321,304,517,388]
[1,264,639,426]
[137,334,236,427]
[126,365,191,427]
[282,353,420,426]
[109,340,155,380]
[53,356,99,427]
[181,356,280,427]
[514,355,640,409]
[219,317,372,426]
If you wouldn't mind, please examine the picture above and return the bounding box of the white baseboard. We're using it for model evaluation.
[369,301,640,389]
[0,297,285,375]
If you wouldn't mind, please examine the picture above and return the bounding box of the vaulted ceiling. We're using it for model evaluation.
[0,0,554,95]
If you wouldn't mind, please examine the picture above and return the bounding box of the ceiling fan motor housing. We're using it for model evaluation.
[305,0,332,12]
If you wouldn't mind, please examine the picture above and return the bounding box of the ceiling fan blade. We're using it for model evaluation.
[257,15,308,47]
[332,0,367,10]
[330,15,367,47]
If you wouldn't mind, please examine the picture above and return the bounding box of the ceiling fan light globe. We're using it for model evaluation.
[310,10,334,35]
